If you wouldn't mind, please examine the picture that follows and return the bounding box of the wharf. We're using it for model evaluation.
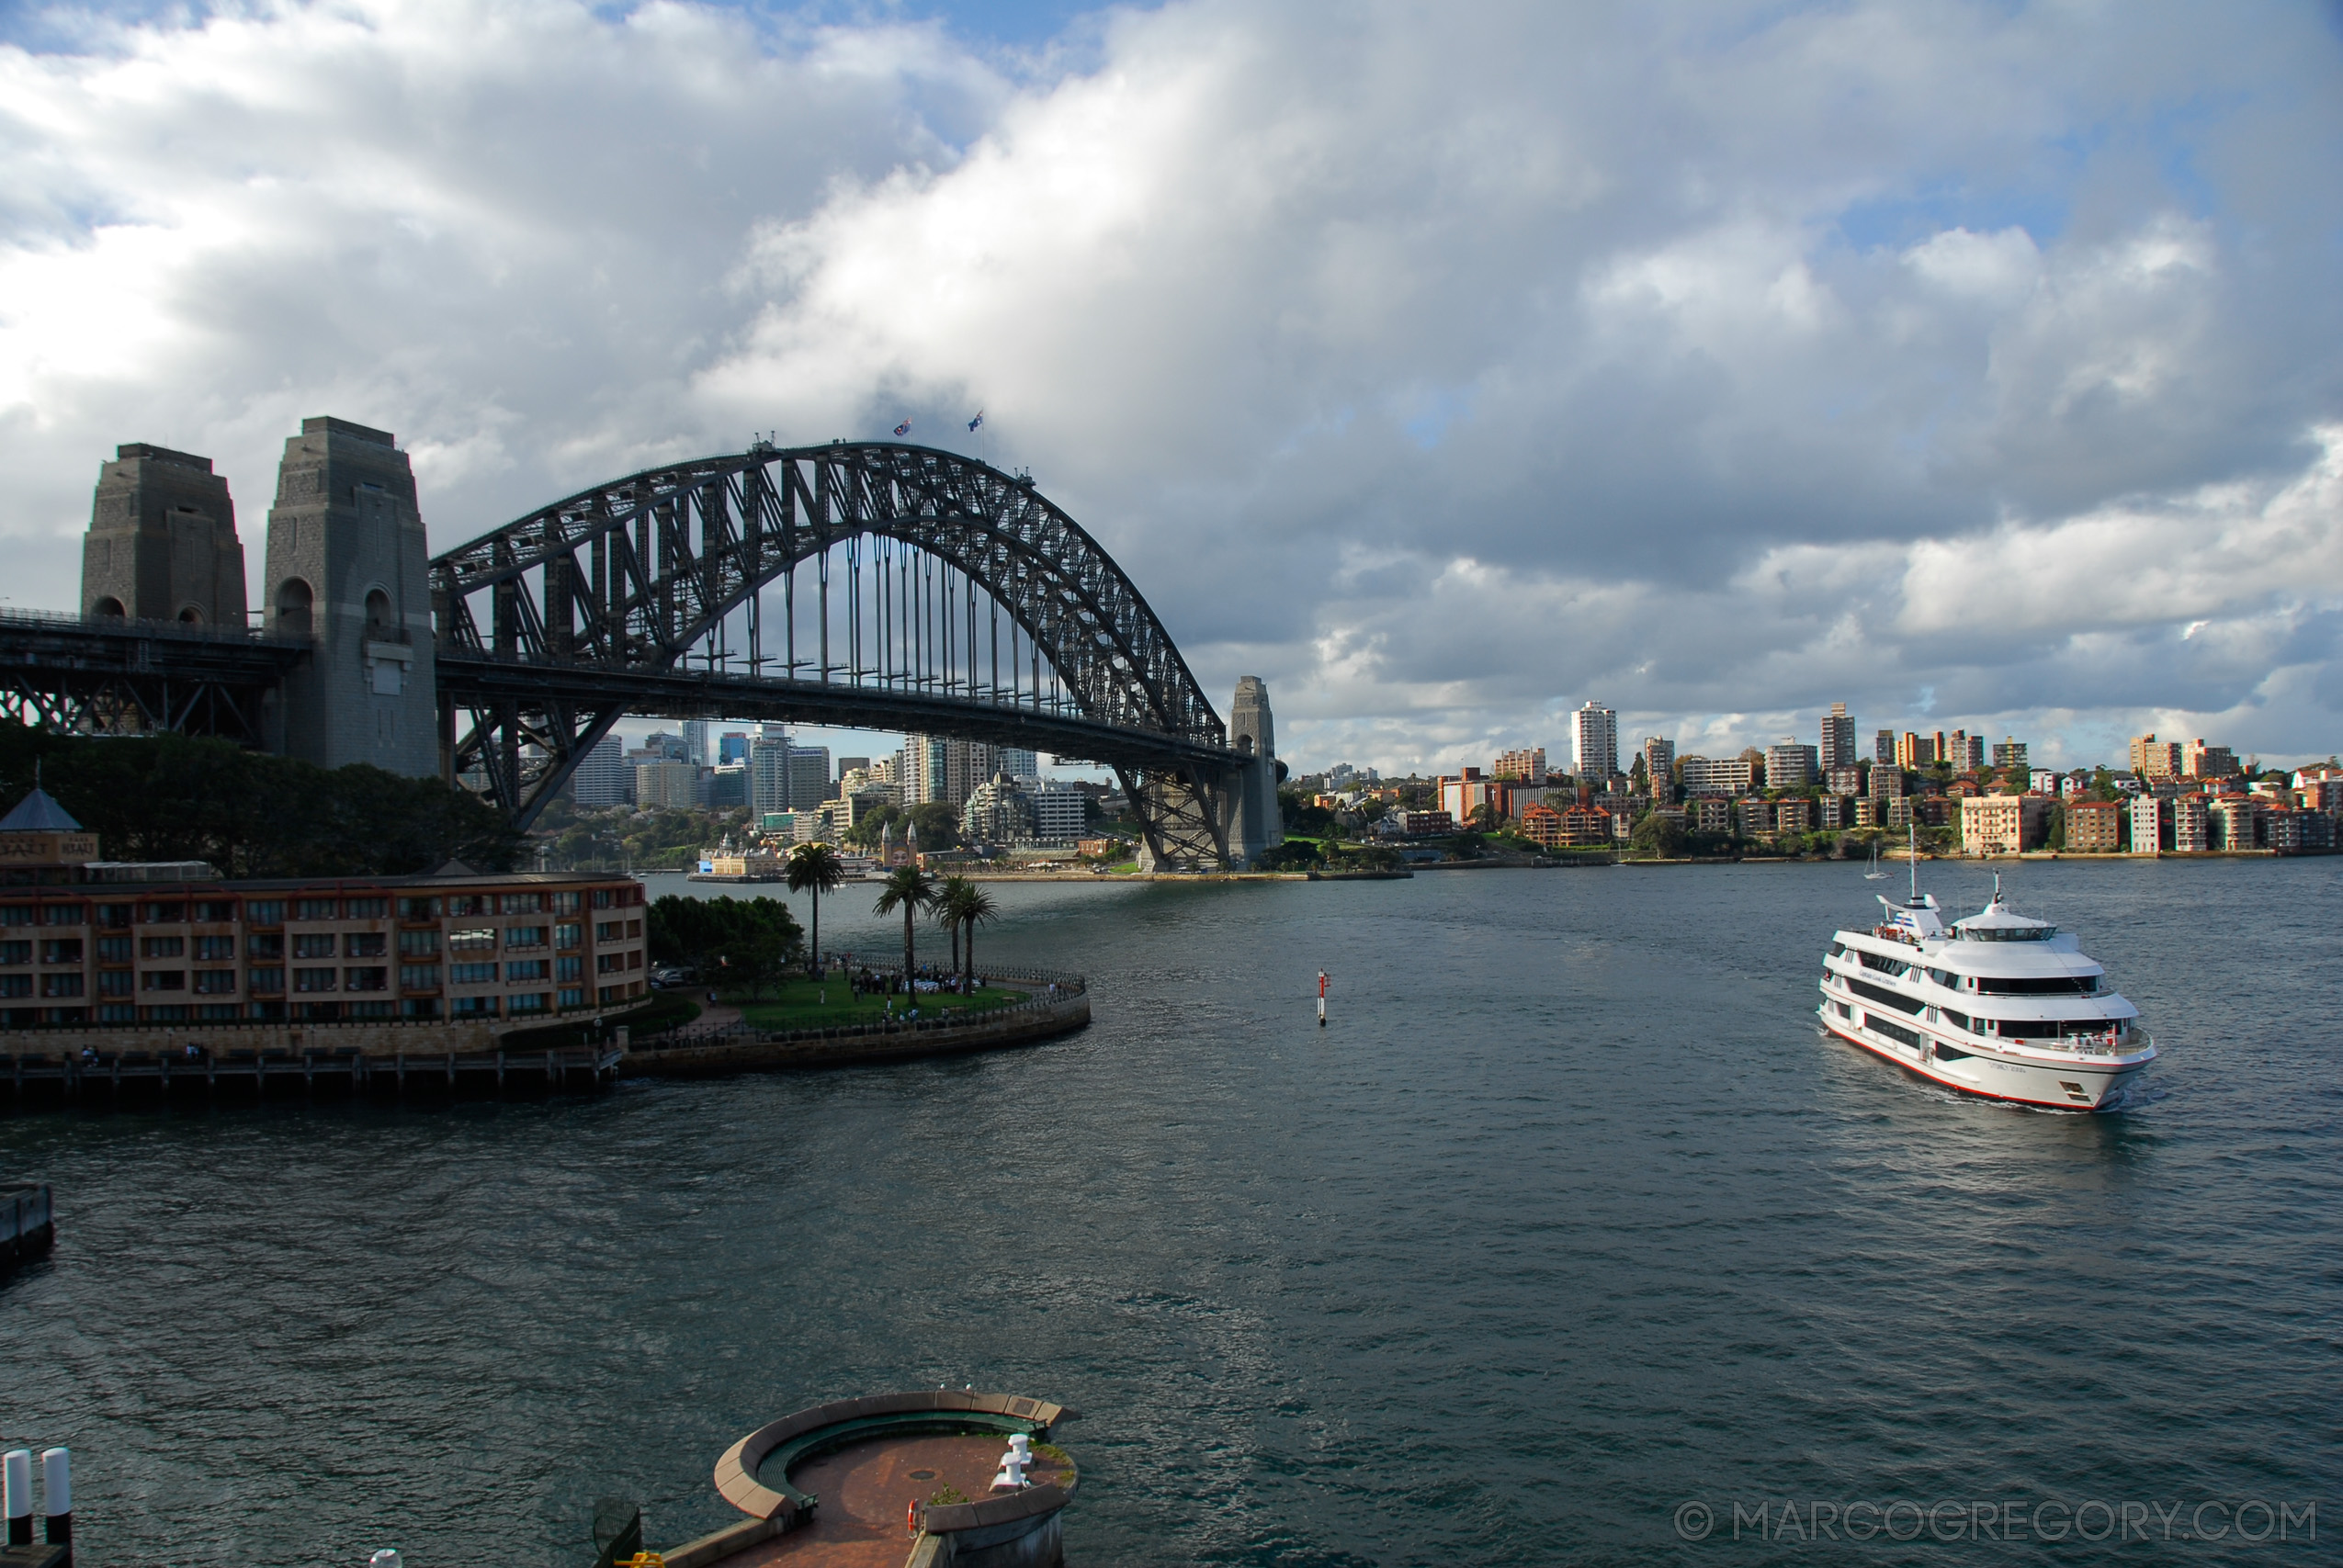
[4,1044,622,1105]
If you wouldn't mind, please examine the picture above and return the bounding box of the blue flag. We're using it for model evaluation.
[893,419,912,436]
[967,410,984,432]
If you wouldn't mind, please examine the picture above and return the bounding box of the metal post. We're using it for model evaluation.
[40,1448,67,1557]
[4,1449,30,1545]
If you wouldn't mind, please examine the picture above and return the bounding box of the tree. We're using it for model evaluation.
[934,874,973,971]
[786,840,847,974]
[872,864,939,982]
[646,895,802,972]
[938,878,1000,991]
[1630,811,1686,860]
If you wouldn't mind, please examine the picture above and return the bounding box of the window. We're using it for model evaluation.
[193,970,236,995]
[1939,1007,1973,1032]
[247,968,285,994]
[598,985,623,1005]
[452,995,498,1017]
[292,932,336,959]
[1828,941,1845,957]
[141,971,187,991]
[1869,1014,1925,1048]
[596,920,624,942]
[398,930,440,956]
[556,956,583,982]
[555,924,582,949]
[1833,1000,1852,1018]
[296,898,339,921]
[345,932,387,958]
[141,936,185,958]
[97,971,133,997]
[41,904,85,926]
[247,932,284,959]
[1975,975,2100,996]
[346,897,389,919]
[95,904,134,928]
[593,889,614,908]
[144,903,186,923]
[0,976,28,998]
[245,900,286,926]
[193,900,237,922]
[196,935,236,962]
[40,975,82,998]
[447,895,491,917]
[1846,976,1925,1016]
[247,999,284,1021]
[400,964,441,991]
[398,896,443,920]
[0,942,27,964]
[0,907,27,927]
[400,998,442,1020]
[507,992,549,1013]
[344,967,388,992]
[596,953,626,975]
[197,1004,239,1021]
[628,919,641,938]
[97,936,132,963]
[551,891,582,915]
[143,1004,190,1022]
[97,1003,136,1022]
[505,927,546,950]
[1858,950,1910,977]
[448,928,497,953]
[505,959,549,982]
[348,999,394,1019]
[293,968,336,993]
[449,962,498,986]
[501,892,543,915]
[559,987,584,1008]
[40,939,82,964]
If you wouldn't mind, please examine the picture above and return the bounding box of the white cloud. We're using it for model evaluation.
[2,0,2340,769]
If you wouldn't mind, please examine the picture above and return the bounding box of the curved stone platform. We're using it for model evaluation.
[669,1391,1077,1568]
[624,991,1090,1078]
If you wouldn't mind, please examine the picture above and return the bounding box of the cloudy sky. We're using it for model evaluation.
[4,0,2339,773]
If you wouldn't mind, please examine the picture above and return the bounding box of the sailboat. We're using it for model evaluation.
[1863,839,1888,879]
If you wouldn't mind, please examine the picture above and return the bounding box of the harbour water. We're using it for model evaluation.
[2,858,2337,1564]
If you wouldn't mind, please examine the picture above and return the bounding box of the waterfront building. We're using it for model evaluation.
[1945,731,1986,772]
[1825,764,1864,796]
[1556,803,1612,846]
[1869,763,1906,800]
[1572,702,1618,784]
[1398,809,1456,836]
[1734,796,1771,837]
[750,737,790,815]
[2128,794,2164,852]
[1766,739,1819,790]
[1853,795,1881,829]
[1519,803,1562,849]
[1681,755,1756,796]
[2065,801,2122,852]
[1820,704,1857,771]
[906,735,1000,807]
[1961,795,2045,855]
[2029,769,2060,795]
[2182,740,2239,780]
[1774,797,1813,835]
[1690,798,1731,835]
[1438,769,1500,828]
[999,747,1039,779]
[1818,795,1849,829]
[1493,747,1547,784]
[1641,738,1676,800]
[962,773,1036,846]
[0,791,647,1032]
[1031,785,1089,841]
[1885,797,1915,829]
[2170,795,2210,853]
[1992,738,2029,771]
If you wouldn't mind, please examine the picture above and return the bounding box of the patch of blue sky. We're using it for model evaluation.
[1830,181,2071,254]
[1402,387,1473,451]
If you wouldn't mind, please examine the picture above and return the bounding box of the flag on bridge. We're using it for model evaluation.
[893,419,912,436]
[967,410,984,432]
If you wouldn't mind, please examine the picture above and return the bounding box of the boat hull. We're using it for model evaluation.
[1817,1001,2149,1111]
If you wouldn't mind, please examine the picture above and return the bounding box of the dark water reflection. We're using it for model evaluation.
[2,859,2337,1565]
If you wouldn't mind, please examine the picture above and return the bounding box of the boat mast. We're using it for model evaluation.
[1907,822,1919,905]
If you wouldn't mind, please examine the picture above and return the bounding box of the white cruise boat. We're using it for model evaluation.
[1817,857,2155,1111]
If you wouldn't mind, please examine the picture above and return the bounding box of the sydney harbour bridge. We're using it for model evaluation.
[0,423,1282,870]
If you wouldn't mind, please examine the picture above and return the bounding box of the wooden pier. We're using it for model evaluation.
[3,1044,622,1107]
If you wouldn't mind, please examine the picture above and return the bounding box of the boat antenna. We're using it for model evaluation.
[1907,822,1919,905]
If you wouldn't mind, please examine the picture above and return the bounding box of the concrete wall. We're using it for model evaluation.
[627,992,1091,1077]
[263,417,438,776]
[81,444,248,626]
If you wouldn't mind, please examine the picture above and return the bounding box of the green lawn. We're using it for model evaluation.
[722,976,1032,1031]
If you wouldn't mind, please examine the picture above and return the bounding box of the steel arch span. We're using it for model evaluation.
[428,440,1278,867]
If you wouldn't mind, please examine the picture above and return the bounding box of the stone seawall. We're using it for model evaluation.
[624,991,1091,1077]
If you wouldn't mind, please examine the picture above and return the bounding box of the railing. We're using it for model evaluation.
[0,604,309,650]
[629,953,1086,1054]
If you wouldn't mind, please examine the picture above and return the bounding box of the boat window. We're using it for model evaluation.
[1958,926,2058,942]
[1925,967,1958,987]
[1868,1015,1924,1048]
[1828,942,1846,957]
[1857,950,1909,977]
[1939,1007,1971,1032]
[1847,976,1926,1016]
[1974,976,2098,996]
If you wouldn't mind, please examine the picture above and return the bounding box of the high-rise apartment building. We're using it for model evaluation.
[719,732,750,766]
[2130,734,2181,778]
[1991,738,2028,772]
[787,746,832,809]
[1874,729,1896,763]
[1944,730,1985,772]
[1819,704,1857,771]
[1641,738,1676,798]
[999,747,1039,779]
[905,735,999,807]
[679,720,708,767]
[1680,755,1756,796]
[1493,748,1548,784]
[635,760,698,810]
[1766,739,1818,790]
[750,738,790,816]
[1572,702,1617,784]
[572,735,630,807]
[1896,731,1937,770]
[2182,740,2238,779]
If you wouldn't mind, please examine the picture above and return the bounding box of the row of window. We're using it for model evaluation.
[4,925,621,964]
[2,981,648,1030]
[0,886,643,930]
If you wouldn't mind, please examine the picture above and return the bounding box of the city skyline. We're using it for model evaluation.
[3,2,2337,772]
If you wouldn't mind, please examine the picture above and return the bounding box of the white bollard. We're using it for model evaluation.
[4,1450,31,1547]
[40,1449,68,1549]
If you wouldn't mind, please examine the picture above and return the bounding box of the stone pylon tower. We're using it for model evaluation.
[81,444,248,625]
[1227,675,1285,865]
[261,417,437,776]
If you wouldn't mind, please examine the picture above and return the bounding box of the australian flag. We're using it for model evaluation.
[967,410,984,432]
[893,419,912,437]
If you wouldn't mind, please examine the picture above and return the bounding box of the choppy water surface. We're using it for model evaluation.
[3,860,2337,1565]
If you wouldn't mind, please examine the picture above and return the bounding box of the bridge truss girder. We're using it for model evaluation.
[430,442,1251,861]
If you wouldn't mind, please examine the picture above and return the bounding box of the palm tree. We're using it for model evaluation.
[786,840,846,976]
[934,875,973,974]
[872,863,938,987]
[939,880,1000,994]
